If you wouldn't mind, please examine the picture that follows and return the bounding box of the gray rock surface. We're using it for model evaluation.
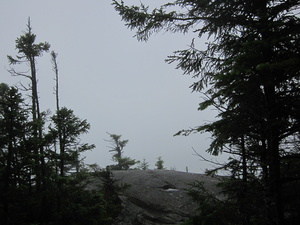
[110,170,220,225]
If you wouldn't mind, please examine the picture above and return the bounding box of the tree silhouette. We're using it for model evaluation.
[113,1,300,223]
[106,133,139,170]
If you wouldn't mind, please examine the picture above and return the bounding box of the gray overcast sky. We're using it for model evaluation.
[0,0,226,173]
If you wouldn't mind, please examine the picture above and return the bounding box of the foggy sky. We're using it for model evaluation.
[0,0,227,173]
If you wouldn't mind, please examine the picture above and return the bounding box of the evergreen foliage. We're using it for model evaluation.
[49,107,95,175]
[113,1,300,224]
[155,156,165,170]
[0,20,121,225]
[0,86,119,225]
[139,158,150,170]
[106,133,139,170]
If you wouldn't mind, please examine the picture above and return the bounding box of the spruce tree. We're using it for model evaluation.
[50,107,95,176]
[7,18,50,192]
[0,83,29,225]
[113,1,300,224]
[106,133,139,170]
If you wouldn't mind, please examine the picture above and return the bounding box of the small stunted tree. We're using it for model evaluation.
[155,156,165,170]
[139,158,150,170]
[106,133,139,170]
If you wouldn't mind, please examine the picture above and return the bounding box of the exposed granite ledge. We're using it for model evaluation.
[110,170,220,225]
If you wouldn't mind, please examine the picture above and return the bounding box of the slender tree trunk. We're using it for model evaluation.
[51,51,65,224]
[241,136,247,184]
[29,56,41,192]
[52,51,60,113]
[30,55,48,225]
[264,83,284,225]
[258,2,284,219]
[51,51,64,176]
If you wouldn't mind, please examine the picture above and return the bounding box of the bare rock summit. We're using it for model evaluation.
[111,170,220,225]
